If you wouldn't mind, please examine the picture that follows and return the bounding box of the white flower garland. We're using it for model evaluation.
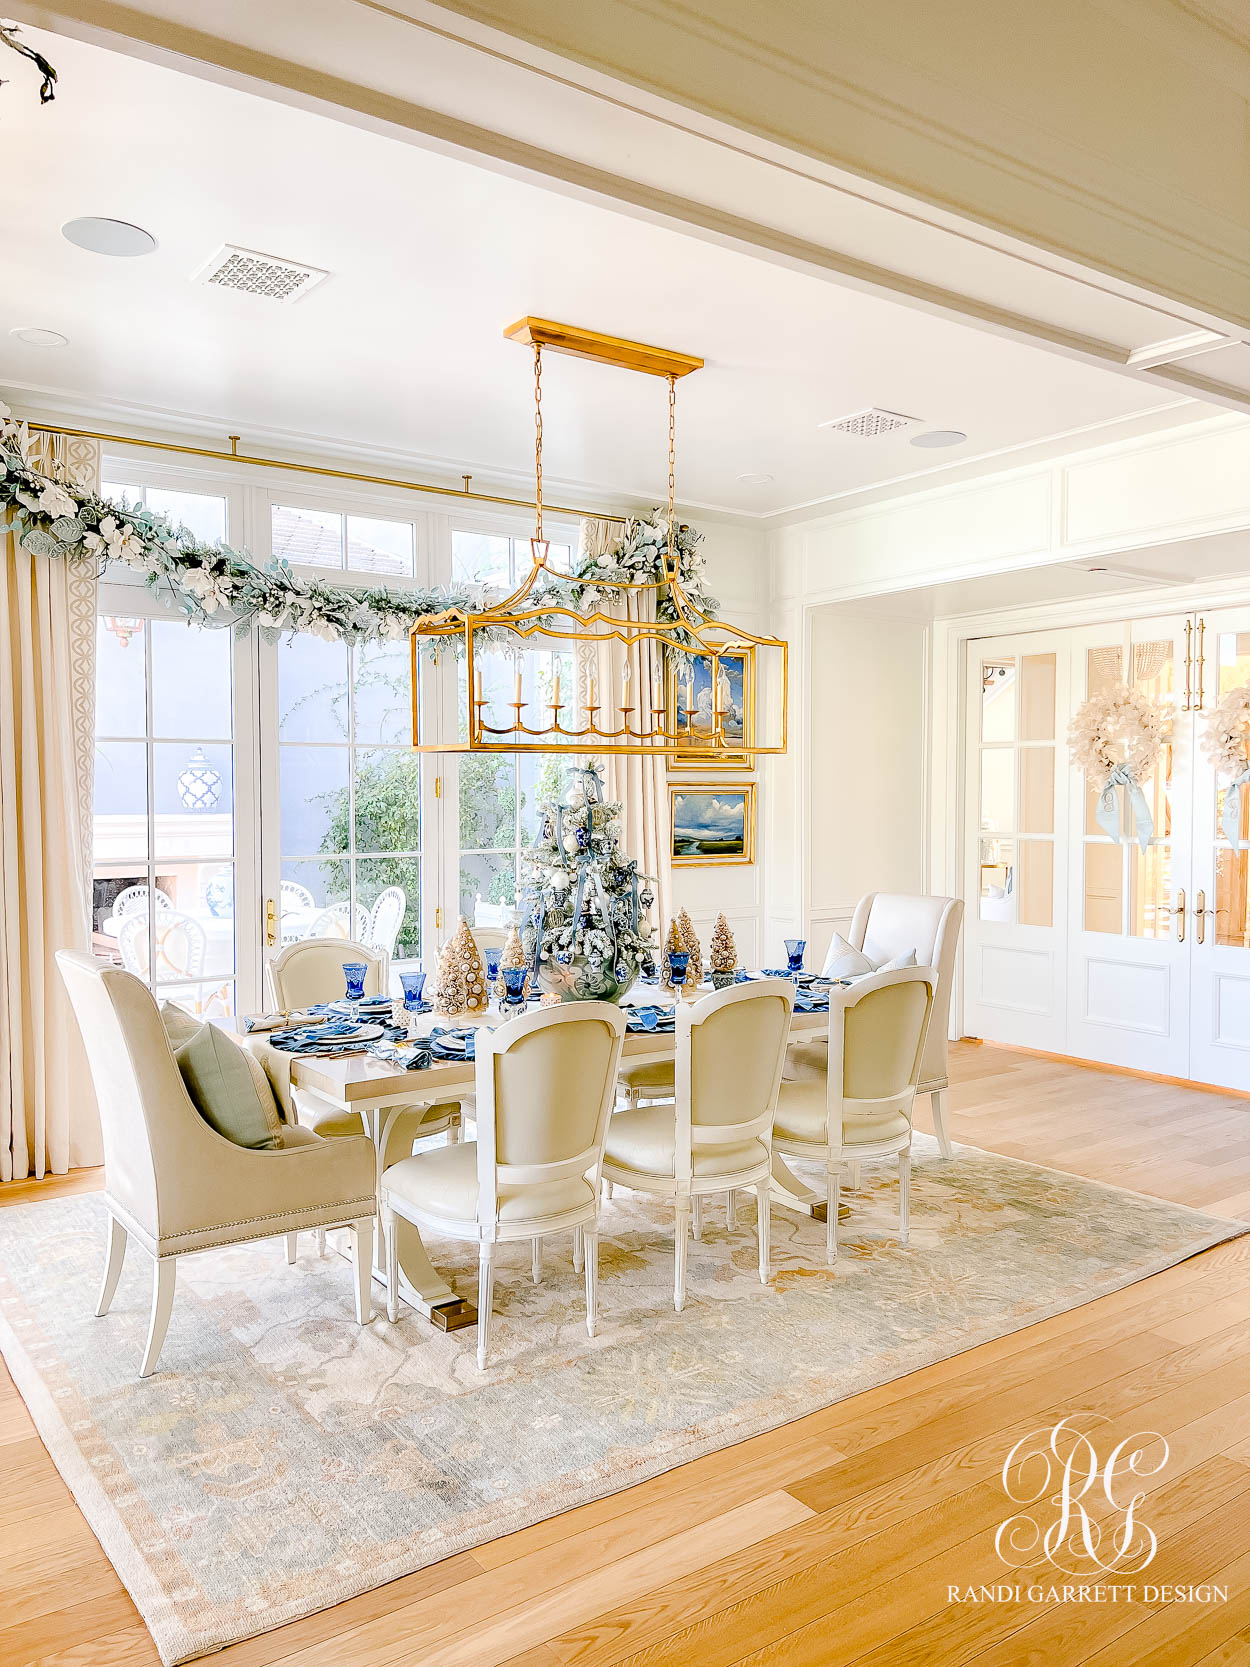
[0,403,717,648]
[1068,682,1169,783]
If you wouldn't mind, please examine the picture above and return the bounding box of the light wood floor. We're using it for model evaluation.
[6,1041,1250,1666]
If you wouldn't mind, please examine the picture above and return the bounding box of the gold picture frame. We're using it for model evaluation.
[670,781,756,866]
[666,645,754,769]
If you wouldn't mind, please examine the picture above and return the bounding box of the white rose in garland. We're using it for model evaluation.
[1203,684,1250,845]
[1068,681,1170,851]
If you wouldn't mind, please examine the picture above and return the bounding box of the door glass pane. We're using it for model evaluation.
[1085,842,1123,933]
[460,850,516,924]
[1020,654,1055,741]
[1086,644,1122,696]
[94,741,149,870]
[1218,632,1250,697]
[980,750,1014,835]
[280,745,349,855]
[278,635,349,741]
[354,640,412,745]
[346,515,414,578]
[1218,783,1250,848]
[358,857,421,962]
[460,755,516,852]
[452,531,511,586]
[279,859,341,942]
[151,619,232,739]
[354,749,420,852]
[1216,848,1250,949]
[272,505,344,567]
[981,660,1015,741]
[1131,637,1173,700]
[1129,844,1172,939]
[1020,749,1054,834]
[1018,842,1053,928]
[96,617,147,736]
[978,836,1014,921]
[153,742,234,860]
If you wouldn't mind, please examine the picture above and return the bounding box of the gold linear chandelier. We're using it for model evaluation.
[409,317,787,758]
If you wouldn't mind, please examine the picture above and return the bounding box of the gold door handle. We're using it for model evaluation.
[1197,889,1206,944]
[265,897,277,948]
[1196,617,1206,710]
[1176,889,1185,942]
[1183,619,1193,711]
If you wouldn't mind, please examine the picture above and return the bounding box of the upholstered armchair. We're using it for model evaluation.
[602,980,795,1310]
[790,893,963,1157]
[57,952,377,1377]
[382,1003,625,1369]
[775,968,935,1262]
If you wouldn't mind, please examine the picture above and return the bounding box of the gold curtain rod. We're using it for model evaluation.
[25,422,629,525]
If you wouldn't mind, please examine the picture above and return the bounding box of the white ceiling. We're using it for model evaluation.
[0,28,1208,519]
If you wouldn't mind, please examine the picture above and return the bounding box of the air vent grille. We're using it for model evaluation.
[820,407,918,438]
[194,245,328,304]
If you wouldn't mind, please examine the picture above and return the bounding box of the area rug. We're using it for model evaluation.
[0,1136,1242,1664]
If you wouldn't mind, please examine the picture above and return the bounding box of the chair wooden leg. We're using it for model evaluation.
[692,1195,704,1241]
[532,1237,544,1284]
[96,1214,127,1318]
[584,1229,599,1338]
[285,1233,298,1265]
[846,1160,861,1192]
[384,1207,400,1322]
[448,1111,461,1147]
[351,1220,374,1324]
[899,1149,911,1245]
[572,1226,584,1274]
[726,1189,737,1232]
[931,1089,952,1159]
[139,1257,176,1378]
[827,1164,840,1265]
[602,1178,614,1203]
[674,1199,691,1313]
[755,1181,770,1285]
[477,1245,495,1371]
[316,1227,326,1256]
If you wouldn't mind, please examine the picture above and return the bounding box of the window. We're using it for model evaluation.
[93,485,239,1018]
[451,529,571,586]
[275,632,424,962]
[271,504,416,577]
[103,480,227,544]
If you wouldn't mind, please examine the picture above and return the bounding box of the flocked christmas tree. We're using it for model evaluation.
[433,916,489,1015]
[709,912,737,983]
[519,761,657,1002]
[676,907,703,991]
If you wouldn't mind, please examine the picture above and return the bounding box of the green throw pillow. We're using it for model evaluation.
[159,1000,201,1049]
[175,1022,284,1150]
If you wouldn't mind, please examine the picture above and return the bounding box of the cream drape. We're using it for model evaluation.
[579,519,671,935]
[1,429,101,1179]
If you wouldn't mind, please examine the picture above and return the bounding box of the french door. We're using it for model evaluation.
[964,608,1250,1091]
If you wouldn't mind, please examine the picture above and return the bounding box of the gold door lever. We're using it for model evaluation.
[1176,889,1185,942]
[265,897,277,948]
[1197,889,1206,944]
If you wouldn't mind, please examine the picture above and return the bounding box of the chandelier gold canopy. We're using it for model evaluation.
[409,318,787,760]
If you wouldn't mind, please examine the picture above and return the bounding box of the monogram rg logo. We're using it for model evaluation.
[995,1415,1168,1577]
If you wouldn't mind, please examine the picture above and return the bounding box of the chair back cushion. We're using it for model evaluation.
[690,988,793,1129]
[268,938,384,1010]
[841,977,933,1104]
[174,1023,284,1150]
[849,894,963,1090]
[491,1014,620,1168]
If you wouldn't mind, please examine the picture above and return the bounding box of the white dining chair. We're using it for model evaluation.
[601,979,795,1311]
[309,900,371,940]
[56,952,377,1377]
[791,894,963,1158]
[113,883,174,918]
[116,909,210,1012]
[774,967,935,1264]
[381,1002,626,1369]
[366,885,406,957]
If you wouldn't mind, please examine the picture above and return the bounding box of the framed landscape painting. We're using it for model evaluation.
[670,782,756,865]
[667,648,752,767]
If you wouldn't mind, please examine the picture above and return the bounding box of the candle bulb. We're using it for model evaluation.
[474,667,482,702]
[552,671,561,706]
[589,676,597,708]
[514,668,523,704]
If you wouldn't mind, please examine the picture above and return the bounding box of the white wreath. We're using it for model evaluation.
[1068,682,1170,850]
[1204,683,1250,844]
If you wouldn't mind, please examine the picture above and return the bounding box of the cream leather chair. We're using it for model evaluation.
[381,1003,625,1369]
[602,979,795,1312]
[775,968,934,1264]
[57,952,377,1377]
[267,937,460,1153]
[788,893,963,1158]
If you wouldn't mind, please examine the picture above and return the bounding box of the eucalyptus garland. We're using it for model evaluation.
[0,404,717,649]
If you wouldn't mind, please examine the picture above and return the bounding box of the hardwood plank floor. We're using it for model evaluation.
[3,1041,1250,1666]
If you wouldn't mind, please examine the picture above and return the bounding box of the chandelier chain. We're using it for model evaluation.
[666,373,677,578]
[533,343,544,544]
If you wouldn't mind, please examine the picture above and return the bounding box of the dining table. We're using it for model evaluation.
[245,984,833,1334]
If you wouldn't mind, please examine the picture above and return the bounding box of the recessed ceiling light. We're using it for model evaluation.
[736,471,774,485]
[910,429,968,449]
[62,217,157,257]
[10,326,68,348]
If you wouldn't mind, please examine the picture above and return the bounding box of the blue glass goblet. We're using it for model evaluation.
[784,938,807,975]
[484,948,501,986]
[342,961,368,1024]
[501,966,528,1008]
[667,949,690,992]
[399,969,426,1011]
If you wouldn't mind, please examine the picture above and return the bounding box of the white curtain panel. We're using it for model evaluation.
[578,519,672,934]
[0,428,102,1179]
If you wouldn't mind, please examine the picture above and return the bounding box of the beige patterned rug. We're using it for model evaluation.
[0,1135,1242,1664]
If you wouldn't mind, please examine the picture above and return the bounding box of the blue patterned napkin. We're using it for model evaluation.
[314,997,396,1020]
[267,1021,373,1053]
[367,1040,435,1071]
[625,1006,676,1033]
[792,989,831,1013]
[427,1027,478,1061]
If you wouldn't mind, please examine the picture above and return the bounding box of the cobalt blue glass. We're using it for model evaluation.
[342,961,368,1000]
[784,938,807,974]
[667,949,691,987]
[501,967,528,1007]
[484,948,501,984]
[399,969,426,1010]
